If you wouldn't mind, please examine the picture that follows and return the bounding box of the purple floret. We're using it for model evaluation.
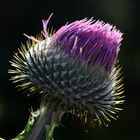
[43,17,123,71]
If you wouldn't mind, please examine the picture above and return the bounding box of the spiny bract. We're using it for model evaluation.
[9,14,124,127]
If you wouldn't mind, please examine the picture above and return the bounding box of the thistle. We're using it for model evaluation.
[9,14,124,140]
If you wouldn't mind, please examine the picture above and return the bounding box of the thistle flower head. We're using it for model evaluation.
[9,15,124,128]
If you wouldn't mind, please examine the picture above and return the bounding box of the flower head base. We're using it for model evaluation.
[9,15,124,129]
[52,19,122,71]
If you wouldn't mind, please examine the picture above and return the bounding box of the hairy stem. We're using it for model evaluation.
[29,104,55,140]
[12,96,64,140]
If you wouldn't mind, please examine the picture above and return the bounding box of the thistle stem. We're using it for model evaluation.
[29,100,63,140]
[29,105,55,140]
[12,96,64,140]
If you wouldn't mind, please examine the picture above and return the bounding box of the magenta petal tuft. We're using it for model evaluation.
[52,19,123,71]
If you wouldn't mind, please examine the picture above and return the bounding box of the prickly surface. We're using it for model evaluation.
[9,37,124,127]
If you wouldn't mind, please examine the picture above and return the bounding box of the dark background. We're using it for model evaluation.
[0,0,140,139]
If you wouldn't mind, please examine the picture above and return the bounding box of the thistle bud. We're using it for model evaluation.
[9,15,124,139]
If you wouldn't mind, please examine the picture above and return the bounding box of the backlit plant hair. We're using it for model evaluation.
[9,14,124,140]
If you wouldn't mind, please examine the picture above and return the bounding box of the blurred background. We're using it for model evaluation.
[0,0,140,139]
